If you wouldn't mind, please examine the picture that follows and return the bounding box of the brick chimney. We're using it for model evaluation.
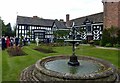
[33,16,39,19]
[66,14,70,27]
[59,19,64,22]
[102,0,120,29]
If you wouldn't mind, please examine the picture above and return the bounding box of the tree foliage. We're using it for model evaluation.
[0,18,2,37]
[53,30,70,38]
[116,28,120,44]
[101,26,120,46]
[2,20,15,36]
[2,21,6,36]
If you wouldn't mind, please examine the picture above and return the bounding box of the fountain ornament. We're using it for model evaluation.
[20,22,119,82]
[64,22,81,66]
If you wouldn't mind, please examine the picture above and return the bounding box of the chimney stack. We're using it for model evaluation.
[66,14,70,27]
[33,16,39,19]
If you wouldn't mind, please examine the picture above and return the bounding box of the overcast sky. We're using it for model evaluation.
[0,0,103,27]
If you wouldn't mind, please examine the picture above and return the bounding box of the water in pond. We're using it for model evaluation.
[45,59,102,75]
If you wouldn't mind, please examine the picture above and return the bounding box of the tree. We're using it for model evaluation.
[2,21,15,37]
[101,26,120,46]
[2,20,7,36]
[101,29,110,46]
[107,26,118,45]
[12,25,16,36]
[53,30,70,39]
[5,23,12,36]
[117,28,120,44]
[0,18,2,37]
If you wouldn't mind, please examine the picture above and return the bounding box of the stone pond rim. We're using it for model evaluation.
[20,55,119,82]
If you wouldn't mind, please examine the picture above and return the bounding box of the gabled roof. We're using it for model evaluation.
[70,12,103,26]
[17,16,67,29]
[17,16,54,27]
[54,20,67,29]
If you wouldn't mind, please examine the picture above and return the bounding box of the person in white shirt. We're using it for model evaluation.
[35,37,39,46]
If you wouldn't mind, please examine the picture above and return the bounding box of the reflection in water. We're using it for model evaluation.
[69,66,78,74]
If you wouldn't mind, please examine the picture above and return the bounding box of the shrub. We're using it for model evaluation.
[52,43,64,47]
[101,29,110,46]
[100,41,105,46]
[31,40,36,43]
[81,40,87,44]
[105,43,112,47]
[101,27,120,47]
[94,40,100,45]
[56,39,64,43]
[88,40,94,46]
[113,44,120,47]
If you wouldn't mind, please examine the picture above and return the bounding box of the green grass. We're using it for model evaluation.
[0,49,2,82]
[1,44,120,81]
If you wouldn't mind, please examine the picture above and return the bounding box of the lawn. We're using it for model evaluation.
[0,49,2,83]
[1,44,120,81]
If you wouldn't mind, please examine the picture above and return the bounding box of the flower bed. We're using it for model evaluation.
[7,46,26,56]
[34,47,56,53]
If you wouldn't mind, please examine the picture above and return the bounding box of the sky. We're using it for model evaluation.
[0,0,103,27]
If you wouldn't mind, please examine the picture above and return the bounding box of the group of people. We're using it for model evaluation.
[1,36,30,50]
[1,36,52,50]
[1,36,19,50]
[22,37,30,46]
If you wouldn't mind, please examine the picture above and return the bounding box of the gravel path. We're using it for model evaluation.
[96,46,120,50]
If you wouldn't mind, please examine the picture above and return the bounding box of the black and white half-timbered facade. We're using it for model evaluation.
[16,16,68,42]
[80,18,103,41]
[16,12,104,42]
[69,12,103,41]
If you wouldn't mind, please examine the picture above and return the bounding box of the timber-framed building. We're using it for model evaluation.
[16,16,67,42]
[16,0,120,42]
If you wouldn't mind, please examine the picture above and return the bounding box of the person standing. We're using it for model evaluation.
[10,37,14,47]
[5,36,7,48]
[27,37,30,46]
[2,36,6,50]
[15,36,19,46]
[35,37,39,46]
[6,36,10,48]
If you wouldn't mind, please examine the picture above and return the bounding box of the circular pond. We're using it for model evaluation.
[20,55,119,82]
[45,59,103,75]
